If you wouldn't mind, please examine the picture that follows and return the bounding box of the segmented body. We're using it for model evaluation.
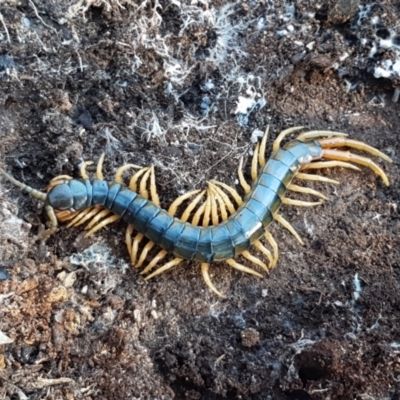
[47,139,322,263]
[0,127,392,296]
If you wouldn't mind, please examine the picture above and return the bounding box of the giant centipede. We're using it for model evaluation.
[0,127,392,296]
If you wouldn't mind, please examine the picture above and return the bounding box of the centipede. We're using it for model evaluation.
[0,127,392,297]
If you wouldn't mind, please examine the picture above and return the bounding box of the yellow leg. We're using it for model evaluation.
[321,149,390,186]
[136,241,155,268]
[296,130,348,141]
[318,137,392,162]
[114,164,143,184]
[282,198,323,207]
[258,125,269,168]
[264,231,278,268]
[126,225,134,257]
[272,126,304,153]
[180,190,207,222]
[241,250,269,272]
[251,142,260,181]
[210,180,243,206]
[288,183,328,200]
[149,165,160,206]
[55,210,79,222]
[66,207,95,227]
[85,209,111,229]
[143,257,183,280]
[274,214,304,245]
[141,250,168,275]
[129,167,149,192]
[69,205,103,227]
[85,214,120,237]
[168,189,202,216]
[225,259,263,278]
[96,153,105,180]
[131,233,144,266]
[209,185,228,221]
[191,196,208,226]
[50,174,73,182]
[295,172,339,185]
[208,182,236,215]
[209,188,219,226]
[80,161,94,179]
[253,241,273,268]
[238,158,251,195]
[201,263,225,298]
[302,161,361,172]
[138,168,152,199]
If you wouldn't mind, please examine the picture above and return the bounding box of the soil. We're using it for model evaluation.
[0,1,399,399]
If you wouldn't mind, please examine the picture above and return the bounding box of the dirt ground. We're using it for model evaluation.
[0,1,399,399]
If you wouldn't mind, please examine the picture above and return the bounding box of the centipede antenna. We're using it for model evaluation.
[274,214,304,245]
[272,126,304,153]
[321,149,390,186]
[282,198,323,207]
[225,259,263,278]
[251,142,260,181]
[258,125,269,168]
[287,184,329,200]
[0,167,47,202]
[201,263,225,298]
[237,157,251,194]
[296,130,348,141]
[295,172,339,185]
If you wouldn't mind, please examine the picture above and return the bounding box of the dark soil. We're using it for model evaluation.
[0,1,399,399]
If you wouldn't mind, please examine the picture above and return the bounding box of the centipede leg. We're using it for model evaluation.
[131,166,161,266]
[264,231,278,269]
[318,138,393,163]
[238,157,251,194]
[225,259,263,278]
[96,153,106,180]
[282,198,323,207]
[295,172,339,185]
[274,214,304,245]
[114,164,143,184]
[201,263,225,298]
[320,149,390,186]
[287,183,329,200]
[80,161,94,180]
[251,142,260,181]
